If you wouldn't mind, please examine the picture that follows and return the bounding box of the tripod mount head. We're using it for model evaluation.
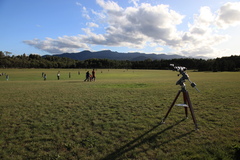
[170,64,199,92]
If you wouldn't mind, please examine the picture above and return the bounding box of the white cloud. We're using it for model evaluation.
[76,2,82,6]
[123,3,184,44]
[84,2,185,49]
[96,0,123,12]
[129,0,139,7]
[23,0,240,57]
[23,37,89,54]
[24,0,185,54]
[91,9,106,19]
[86,22,99,28]
[82,6,90,19]
[216,2,240,29]
[176,5,233,57]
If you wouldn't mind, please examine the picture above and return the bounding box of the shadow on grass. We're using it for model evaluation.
[102,119,194,160]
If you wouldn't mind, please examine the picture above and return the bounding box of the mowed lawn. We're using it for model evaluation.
[0,69,239,160]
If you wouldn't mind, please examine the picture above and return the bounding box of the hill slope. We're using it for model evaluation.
[53,50,185,61]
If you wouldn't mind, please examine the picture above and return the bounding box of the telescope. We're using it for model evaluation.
[170,64,199,92]
[162,64,200,130]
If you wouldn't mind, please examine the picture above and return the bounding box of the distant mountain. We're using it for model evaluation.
[52,50,186,61]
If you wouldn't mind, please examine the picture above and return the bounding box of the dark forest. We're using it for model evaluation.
[0,51,240,71]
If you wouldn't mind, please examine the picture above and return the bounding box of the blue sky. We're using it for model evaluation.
[1,0,240,58]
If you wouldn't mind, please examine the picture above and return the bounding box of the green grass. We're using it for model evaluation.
[0,69,240,160]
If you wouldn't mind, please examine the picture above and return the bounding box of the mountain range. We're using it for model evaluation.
[52,50,187,61]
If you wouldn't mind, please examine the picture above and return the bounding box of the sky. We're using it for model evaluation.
[1,0,240,58]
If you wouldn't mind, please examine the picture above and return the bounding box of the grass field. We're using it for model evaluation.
[0,69,239,160]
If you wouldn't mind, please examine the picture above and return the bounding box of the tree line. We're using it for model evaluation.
[0,51,240,71]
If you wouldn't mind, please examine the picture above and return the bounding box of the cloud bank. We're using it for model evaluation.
[23,1,240,57]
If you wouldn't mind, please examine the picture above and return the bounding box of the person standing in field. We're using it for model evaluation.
[92,69,96,81]
[44,74,47,81]
[69,72,71,78]
[57,71,60,80]
[6,74,9,81]
[89,73,93,81]
[84,71,90,81]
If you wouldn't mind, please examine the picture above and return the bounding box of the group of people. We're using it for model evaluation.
[84,69,96,82]
[41,70,96,82]
[41,71,70,81]
[2,70,98,82]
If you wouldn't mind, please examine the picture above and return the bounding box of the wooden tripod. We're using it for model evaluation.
[162,86,199,130]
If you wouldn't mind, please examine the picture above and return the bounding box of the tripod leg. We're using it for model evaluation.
[183,92,188,118]
[162,90,181,123]
[185,91,199,130]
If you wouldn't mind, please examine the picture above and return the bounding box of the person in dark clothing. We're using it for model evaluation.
[92,69,96,81]
[44,74,47,81]
[84,71,90,81]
